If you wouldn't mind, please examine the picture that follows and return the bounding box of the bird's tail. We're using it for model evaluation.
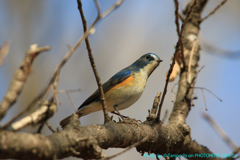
[60,105,99,127]
[59,115,73,128]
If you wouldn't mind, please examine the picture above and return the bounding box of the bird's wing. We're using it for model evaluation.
[78,69,131,110]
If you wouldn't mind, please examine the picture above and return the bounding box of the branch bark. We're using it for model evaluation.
[0,114,190,159]
[6,101,57,131]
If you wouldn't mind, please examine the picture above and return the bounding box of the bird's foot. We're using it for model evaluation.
[111,111,128,119]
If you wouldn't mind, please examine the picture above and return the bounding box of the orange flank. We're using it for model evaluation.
[109,75,134,91]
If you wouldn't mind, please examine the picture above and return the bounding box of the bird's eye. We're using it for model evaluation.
[146,55,151,59]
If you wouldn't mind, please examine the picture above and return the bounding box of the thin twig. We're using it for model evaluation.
[201,0,228,22]
[1,0,124,129]
[174,0,180,37]
[45,121,56,133]
[174,0,185,68]
[197,65,205,74]
[94,0,101,16]
[37,122,45,133]
[57,88,81,111]
[77,0,125,123]
[66,92,77,111]
[171,65,204,96]
[151,92,161,114]
[54,91,62,105]
[203,112,238,150]
[178,11,185,22]
[200,88,207,110]
[0,41,10,66]
[162,109,169,123]
[194,87,222,102]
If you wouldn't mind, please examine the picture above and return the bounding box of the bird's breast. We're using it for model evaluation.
[105,73,147,110]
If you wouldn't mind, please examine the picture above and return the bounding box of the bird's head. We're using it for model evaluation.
[132,53,162,77]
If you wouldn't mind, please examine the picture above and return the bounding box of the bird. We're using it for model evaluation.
[60,53,162,127]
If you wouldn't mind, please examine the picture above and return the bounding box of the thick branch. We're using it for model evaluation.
[0,115,190,159]
[169,0,208,125]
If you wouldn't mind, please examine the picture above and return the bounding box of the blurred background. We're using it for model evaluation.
[0,0,240,159]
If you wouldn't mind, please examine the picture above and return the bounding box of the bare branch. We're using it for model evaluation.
[201,37,240,59]
[0,44,50,121]
[157,0,198,121]
[178,11,185,22]
[1,0,124,129]
[194,87,222,102]
[152,92,161,114]
[94,0,101,16]
[36,122,45,133]
[201,88,208,110]
[201,0,228,22]
[174,0,186,71]
[0,41,10,66]
[57,88,81,111]
[66,92,77,111]
[77,0,120,123]
[45,121,56,133]
[174,0,180,37]
[5,101,56,131]
[203,112,238,150]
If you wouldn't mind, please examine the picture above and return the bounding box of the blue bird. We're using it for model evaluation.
[60,53,162,126]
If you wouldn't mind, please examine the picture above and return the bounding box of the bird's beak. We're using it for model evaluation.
[157,59,163,63]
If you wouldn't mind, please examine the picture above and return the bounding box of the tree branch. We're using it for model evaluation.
[203,112,238,150]
[156,0,198,121]
[0,1,233,159]
[0,44,50,121]
[5,100,56,131]
[77,0,113,123]
[0,115,190,159]
[169,0,207,125]
[1,0,124,129]
[201,0,228,22]
[0,41,10,66]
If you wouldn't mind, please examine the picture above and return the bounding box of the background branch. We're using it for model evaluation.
[1,0,124,129]
[5,100,56,131]
[201,0,228,22]
[0,44,50,121]
[203,112,238,150]
[0,41,10,66]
